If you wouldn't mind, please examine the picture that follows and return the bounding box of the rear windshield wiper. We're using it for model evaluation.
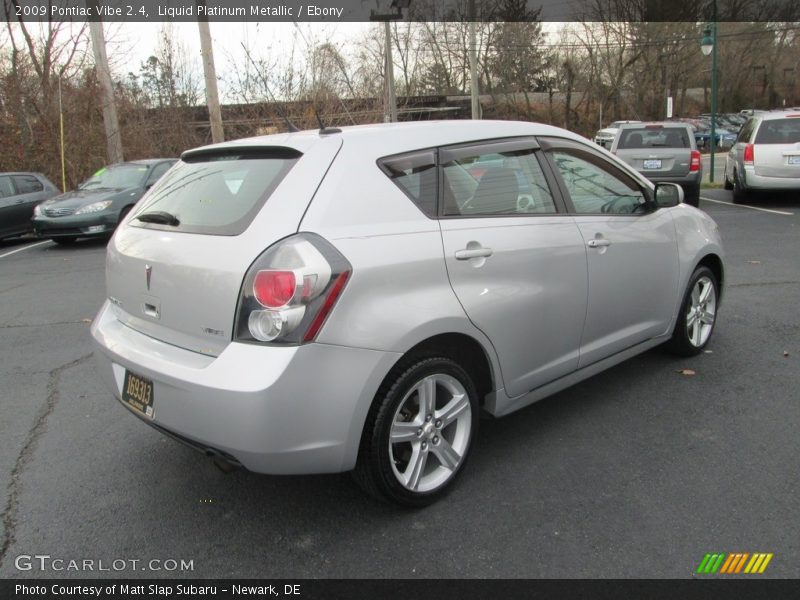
[134,211,180,226]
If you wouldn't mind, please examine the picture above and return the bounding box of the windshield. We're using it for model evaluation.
[131,149,300,236]
[80,164,148,190]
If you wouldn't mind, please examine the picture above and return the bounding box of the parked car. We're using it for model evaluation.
[32,159,176,244]
[724,110,800,203]
[91,121,724,506]
[610,122,702,207]
[593,120,642,148]
[0,172,60,241]
[694,126,738,150]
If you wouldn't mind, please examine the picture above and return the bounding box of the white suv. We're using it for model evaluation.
[724,111,800,203]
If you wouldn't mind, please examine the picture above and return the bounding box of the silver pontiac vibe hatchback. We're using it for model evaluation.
[92,121,724,506]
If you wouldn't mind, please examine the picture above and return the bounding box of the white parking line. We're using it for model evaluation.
[0,240,52,259]
[700,196,794,216]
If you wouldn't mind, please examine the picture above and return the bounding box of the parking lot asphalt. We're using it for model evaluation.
[0,190,798,579]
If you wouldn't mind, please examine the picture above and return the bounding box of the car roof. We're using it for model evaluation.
[183,120,593,160]
[617,122,692,129]
[755,110,800,121]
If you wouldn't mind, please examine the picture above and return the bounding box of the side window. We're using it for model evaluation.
[442,147,556,216]
[146,162,174,186]
[0,176,15,198]
[12,175,44,194]
[378,150,437,217]
[737,119,756,143]
[549,150,647,215]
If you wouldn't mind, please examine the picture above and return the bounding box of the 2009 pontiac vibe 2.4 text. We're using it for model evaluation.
[91,121,724,505]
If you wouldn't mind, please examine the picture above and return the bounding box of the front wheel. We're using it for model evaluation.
[52,237,77,245]
[667,266,719,356]
[354,356,479,506]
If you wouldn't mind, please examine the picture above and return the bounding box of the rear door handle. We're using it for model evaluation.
[587,239,611,248]
[455,247,493,260]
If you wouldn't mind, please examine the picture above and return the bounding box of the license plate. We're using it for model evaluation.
[789,156,800,165]
[122,370,155,418]
[643,159,662,169]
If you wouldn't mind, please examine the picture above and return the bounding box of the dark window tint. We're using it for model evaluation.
[550,150,647,215]
[12,175,44,194]
[618,127,690,149]
[737,118,757,143]
[131,149,299,236]
[755,118,800,144]
[442,148,555,216]
[0,176,14,198]
[146,162,174,185]
[378,150,437,217]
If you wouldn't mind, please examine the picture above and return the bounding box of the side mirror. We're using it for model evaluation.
[654,182,684,208]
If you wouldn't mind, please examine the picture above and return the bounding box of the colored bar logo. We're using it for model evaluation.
[696,552,773,574]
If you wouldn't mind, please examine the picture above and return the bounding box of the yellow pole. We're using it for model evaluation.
[59,79,66,192]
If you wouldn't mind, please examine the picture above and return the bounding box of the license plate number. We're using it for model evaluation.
[789,156,800,165]
[643,159,662,169]
[122,370,154,418]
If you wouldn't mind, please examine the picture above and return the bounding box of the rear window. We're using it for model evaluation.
[131,149,300,236]
[755,118,800,144]
[618,127,690,149]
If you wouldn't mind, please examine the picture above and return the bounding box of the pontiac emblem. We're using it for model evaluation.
[145,264,152,291]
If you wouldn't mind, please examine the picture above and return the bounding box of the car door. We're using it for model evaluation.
[540,138,679,368]
[726,118,756,181]
[0,175,28,238]
[438,138,588,398]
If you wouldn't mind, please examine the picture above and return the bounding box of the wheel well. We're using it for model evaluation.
[698,254,724,301]
[395,333,495,406]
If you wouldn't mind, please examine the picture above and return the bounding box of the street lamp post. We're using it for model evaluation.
[701,6,718,183]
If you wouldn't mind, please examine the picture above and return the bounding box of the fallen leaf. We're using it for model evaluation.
[677,369,696,376]
[81,318,92,323]
[704,350,713,354]
[747,260,762,265]
[783,351,790,357]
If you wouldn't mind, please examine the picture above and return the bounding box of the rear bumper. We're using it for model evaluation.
[743,167,800,190]
[90,300,401,474]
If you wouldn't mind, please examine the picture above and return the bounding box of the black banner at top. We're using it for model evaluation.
[3,0,800,23]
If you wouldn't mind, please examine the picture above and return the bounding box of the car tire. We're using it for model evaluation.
[667,266,719,357]
[723,167,733,190]
[353,356,479,507]
[684,186,700,208]
[732,169,749,204]
[52,237,77,245]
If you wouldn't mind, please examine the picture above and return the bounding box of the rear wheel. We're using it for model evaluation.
[667,266,719,357]
[732,169,749,204]
[723,166,733,190]
[354,356,478,506]
[683,185,700,208]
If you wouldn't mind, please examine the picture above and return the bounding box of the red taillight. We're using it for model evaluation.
[303,271,350,342]
[744,143,754,164]
[690,150,701,172]
[235,234,352,344]
[253,270,296,308]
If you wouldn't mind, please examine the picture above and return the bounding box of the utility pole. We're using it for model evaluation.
[468,0,480,119]
[197,1,224,143]
[88,19,123,164]
[371,1,407,123]
[383,21,398,123]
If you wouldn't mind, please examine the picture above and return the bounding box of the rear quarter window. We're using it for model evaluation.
[378,150,437,217]
[131,149,300,236]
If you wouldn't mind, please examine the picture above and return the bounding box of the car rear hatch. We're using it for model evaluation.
[615,126,694,177]
[104,134,342,357]
[753,116,800,178]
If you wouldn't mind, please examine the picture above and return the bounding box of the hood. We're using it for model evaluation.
[41,187,140,209]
